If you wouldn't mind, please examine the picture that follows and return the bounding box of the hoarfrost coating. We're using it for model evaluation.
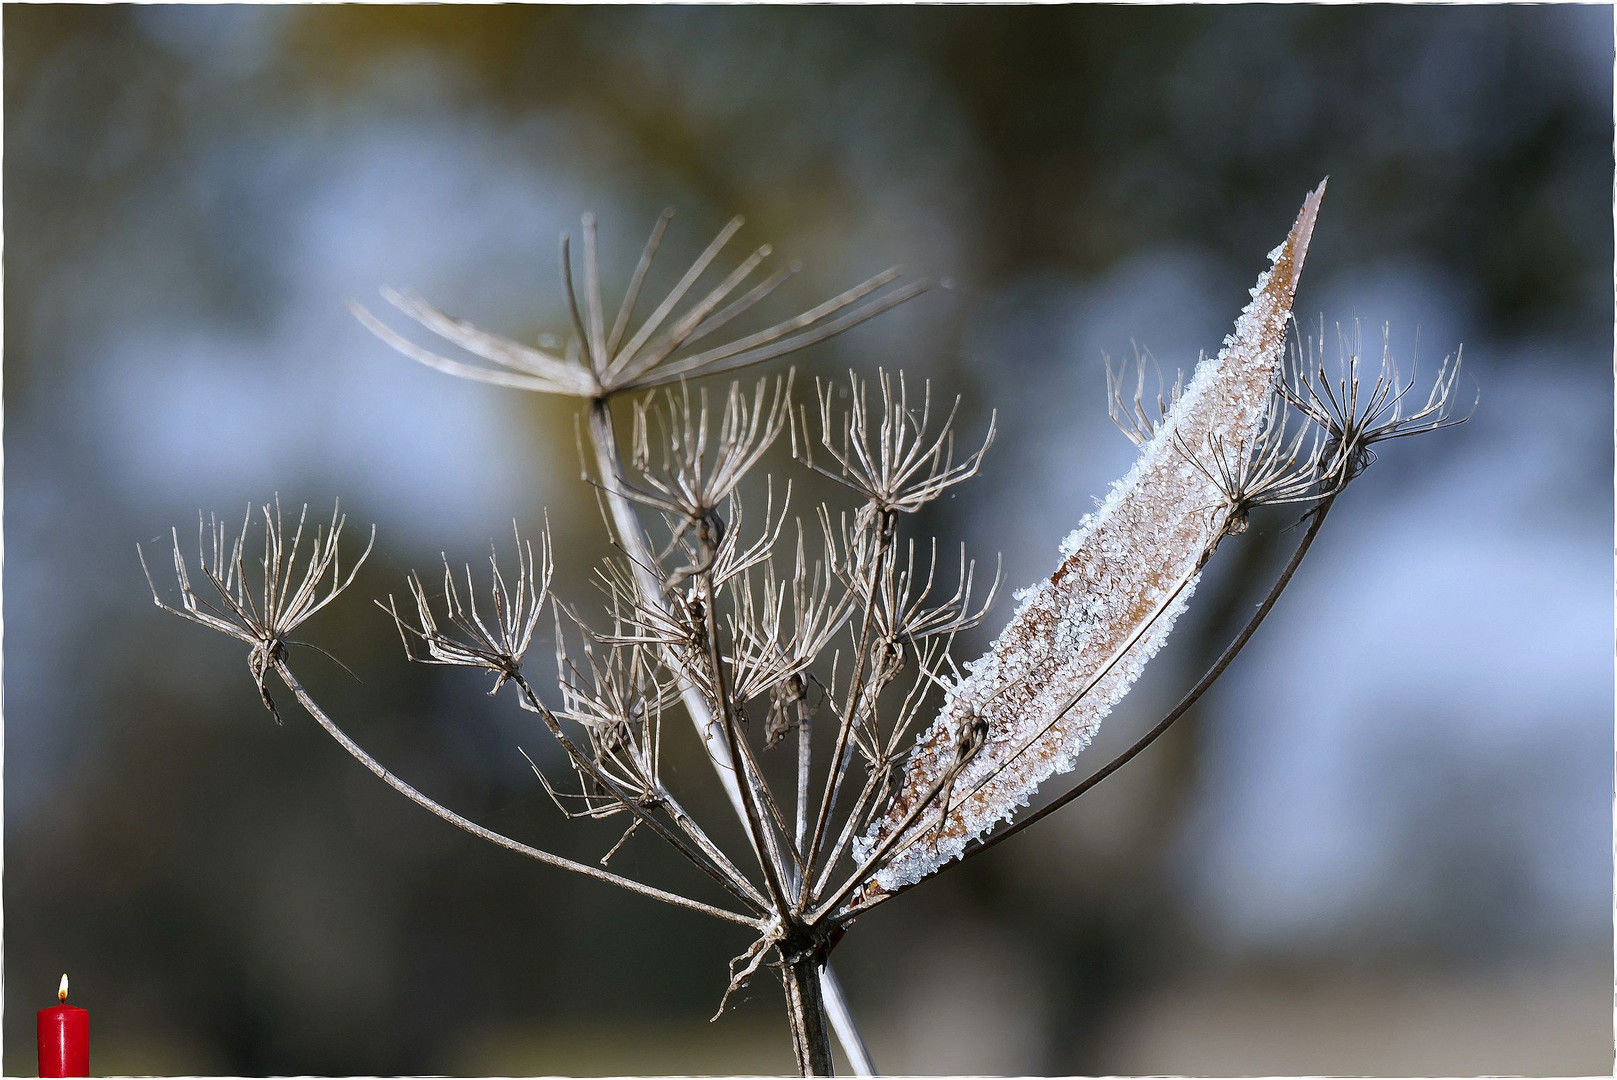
[856,181,1326,895]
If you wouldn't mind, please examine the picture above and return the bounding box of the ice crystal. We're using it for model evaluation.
[858,181,1327,893]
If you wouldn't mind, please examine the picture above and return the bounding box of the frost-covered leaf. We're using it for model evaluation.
[856,181,1327,894]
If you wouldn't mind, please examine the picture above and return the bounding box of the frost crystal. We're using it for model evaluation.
[858,182,1326,893]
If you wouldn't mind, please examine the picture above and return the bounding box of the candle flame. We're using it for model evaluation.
[58,973,68,1003]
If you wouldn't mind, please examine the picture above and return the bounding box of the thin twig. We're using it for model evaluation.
[273,659,759,928]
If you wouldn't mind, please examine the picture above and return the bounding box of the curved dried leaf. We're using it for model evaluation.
[857,181,1327,893]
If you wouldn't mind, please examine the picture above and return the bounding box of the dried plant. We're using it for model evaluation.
[1281,317,1473,481]
[384,523,552,692]
[350,210,927,399]
[140,499,374,721]
[141,185,1470,1075]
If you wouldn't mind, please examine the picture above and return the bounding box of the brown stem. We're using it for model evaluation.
[803,508,894,893]
[588,395,874,1066]
[272,659,758,928]
[782,952,835,1076]
[699,568,795,912]
[588,399,750,816]
[509,673,765,913]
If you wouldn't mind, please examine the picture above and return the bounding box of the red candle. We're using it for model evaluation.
[37,974,88,1078]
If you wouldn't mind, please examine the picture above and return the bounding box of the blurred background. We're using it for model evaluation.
[5,5,1611,1075]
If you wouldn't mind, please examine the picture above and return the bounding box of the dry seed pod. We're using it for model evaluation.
[857,181,1327,893]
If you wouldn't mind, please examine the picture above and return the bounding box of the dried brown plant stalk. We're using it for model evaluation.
[141,189,1469,1076]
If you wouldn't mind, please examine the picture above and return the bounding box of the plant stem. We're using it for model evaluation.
[820,964,876,1076]
[804,507,895,892]
[585,395,876,1067]
[586,398,744,811]
[699,567,796,912]
[782,953,835,1077]
[273,659,758,927]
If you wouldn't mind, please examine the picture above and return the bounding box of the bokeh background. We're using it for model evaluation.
[5,5,1612,1075]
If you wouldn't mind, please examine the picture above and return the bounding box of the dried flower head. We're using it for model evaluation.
[537,621,675,863]
[1175,393,1330,541]
[796,369,996,519]
[624,375,792,548]
[139,499,374,721]
[352,212,927,399]
[140,181,1478,1077]
[1282,319,1473,482]
[1106,346,1186,448]
[868,536,1000,646]
[383,523,553,693]
[726,527,851,704]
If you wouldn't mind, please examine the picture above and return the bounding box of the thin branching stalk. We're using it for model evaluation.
[509,671,766,912]
[273,659,759,928]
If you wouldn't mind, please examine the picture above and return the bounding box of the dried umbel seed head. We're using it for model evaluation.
[532,631,675,866]
[383,523,553,693]
[1174,393,1330,543]
[624,375,792,534]
[140,184,1478,1078]
[794,368,996,516]
[1106,346,1186,448]
[726,528,850,706]
[139,499,374,721]
[352,211,927,399]
[1281,319,1473,483]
